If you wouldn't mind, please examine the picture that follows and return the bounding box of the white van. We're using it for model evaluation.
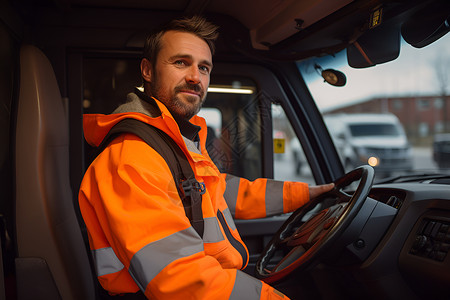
[324,113,413,176]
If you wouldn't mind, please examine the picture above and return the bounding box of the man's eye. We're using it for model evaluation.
[199,66,210,73]
[174,60,186,66]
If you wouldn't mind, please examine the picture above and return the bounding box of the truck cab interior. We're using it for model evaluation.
[1,0,450,299]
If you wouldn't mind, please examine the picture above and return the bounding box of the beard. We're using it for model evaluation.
[151,79,206,120]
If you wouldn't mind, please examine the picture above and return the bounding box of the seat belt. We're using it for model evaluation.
[94,118,205,237]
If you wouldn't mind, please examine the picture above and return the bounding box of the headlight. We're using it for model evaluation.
[367,156,380,167]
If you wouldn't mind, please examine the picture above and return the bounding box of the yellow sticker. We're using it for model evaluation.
[273,138,285,153]
[369,7,383,28]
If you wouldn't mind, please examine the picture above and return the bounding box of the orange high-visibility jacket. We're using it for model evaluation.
[79,92,310,299]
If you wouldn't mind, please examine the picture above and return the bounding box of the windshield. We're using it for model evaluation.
[349,123,401,137]
[298,34,450,179]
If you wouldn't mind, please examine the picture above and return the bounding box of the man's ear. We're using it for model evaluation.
[141,58,152,83]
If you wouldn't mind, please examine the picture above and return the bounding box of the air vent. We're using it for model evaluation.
[385,195,402,209]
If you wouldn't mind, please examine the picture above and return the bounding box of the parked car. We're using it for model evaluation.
[324,113,413,177]
[1,0,450,299]
[433,133,450,170]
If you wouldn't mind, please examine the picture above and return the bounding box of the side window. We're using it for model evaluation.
[82,57,142,169]
[272,103,314,184]
[204,78,262,180]
[197,107,223,167]
[83,57,142,114]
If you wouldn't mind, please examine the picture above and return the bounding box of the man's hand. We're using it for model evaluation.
[309,183,335,200]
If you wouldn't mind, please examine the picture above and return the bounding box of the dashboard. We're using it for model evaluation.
[352,181,450,299]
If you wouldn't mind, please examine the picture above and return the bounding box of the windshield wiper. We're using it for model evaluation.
[375,173,450,184]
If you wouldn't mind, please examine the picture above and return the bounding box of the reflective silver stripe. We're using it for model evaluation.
[229,270,262,299]
[129,226,204,291]
[222,207,237,231]
[203,217,225,243]
[224,174,240,216]
[91,247,124,277]
[265,179,284,216]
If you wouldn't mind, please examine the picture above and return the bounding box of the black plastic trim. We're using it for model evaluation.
[217,210,248,269]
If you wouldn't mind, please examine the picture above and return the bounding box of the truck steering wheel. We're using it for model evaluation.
[255,166,374,283]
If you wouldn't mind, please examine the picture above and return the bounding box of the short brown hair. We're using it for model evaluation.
[143,16,219,66]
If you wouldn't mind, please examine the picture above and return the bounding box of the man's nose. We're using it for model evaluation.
[186,65,201,84]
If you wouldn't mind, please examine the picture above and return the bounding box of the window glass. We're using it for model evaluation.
[272,103,314,184]
[83,57,142,114]
[393,99,403,110]
[434,98,444,109]
[348,123,401,137]
[299,34,450,179]
[197,107,224,169]
[204,77,262,180]
[416,98,430,110]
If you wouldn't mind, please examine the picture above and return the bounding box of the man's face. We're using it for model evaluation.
[146,31,213,120]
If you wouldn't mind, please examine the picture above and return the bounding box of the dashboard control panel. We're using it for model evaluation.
[410,218,450,262]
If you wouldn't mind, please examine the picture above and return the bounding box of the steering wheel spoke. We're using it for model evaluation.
[273,245,307,273]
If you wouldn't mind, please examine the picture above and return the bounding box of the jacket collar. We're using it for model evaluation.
[133,88,201,141]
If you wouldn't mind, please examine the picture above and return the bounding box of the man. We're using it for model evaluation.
[79,16,334,299]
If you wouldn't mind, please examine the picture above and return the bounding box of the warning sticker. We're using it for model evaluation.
[369,7,383,28]
[273,138,285,154]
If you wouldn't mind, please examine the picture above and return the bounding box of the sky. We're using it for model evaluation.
[302,34,450,111]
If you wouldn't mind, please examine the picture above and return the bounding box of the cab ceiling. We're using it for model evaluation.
[44,0,354,49]
[13,0,448,63]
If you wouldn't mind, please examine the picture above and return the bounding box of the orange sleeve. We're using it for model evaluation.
[282,181,309,213]
[227,175,309,219]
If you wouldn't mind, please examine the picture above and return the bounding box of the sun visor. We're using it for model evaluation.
[347,23,400,68]
[401,1,450,49]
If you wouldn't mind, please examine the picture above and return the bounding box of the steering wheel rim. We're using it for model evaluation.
[255,165,374,283]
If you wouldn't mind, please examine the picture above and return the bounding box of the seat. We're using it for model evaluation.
[14,45,96,299]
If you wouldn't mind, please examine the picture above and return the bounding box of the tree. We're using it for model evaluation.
[433,52,450,132]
